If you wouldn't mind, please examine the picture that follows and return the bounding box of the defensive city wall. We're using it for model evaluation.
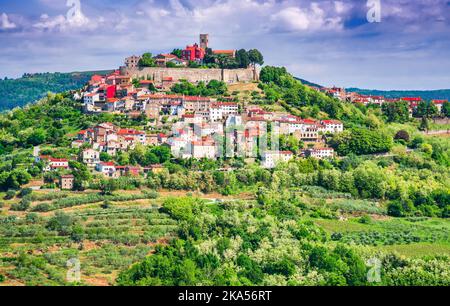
[120,66,260,84]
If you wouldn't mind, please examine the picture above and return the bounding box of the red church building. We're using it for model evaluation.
[182,43,205,62]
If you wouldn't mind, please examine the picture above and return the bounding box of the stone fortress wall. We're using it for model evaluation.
[120,66,259,84]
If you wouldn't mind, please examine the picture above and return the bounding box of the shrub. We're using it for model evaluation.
[28,192,68,202]
[161,197,204,222]
[10,199,31,211]
[410,136,424,149]
[358,215,372,224]
[101,201,111,209]
[142,190,159,200]
[31,203,52,212]
[46,212,76,236]
[18,188,33,198]
[387,201,404,217]
[25,213,40,224]
[4,190,16,200]
[394,130,410,143]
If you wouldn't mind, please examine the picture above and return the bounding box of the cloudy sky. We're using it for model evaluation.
[1,0,450,90]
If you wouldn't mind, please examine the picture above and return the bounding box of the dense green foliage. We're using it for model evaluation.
[171,49,183,58]
[329,128,393,155]
[203,49,264,69]
[414,101,439,118]
[117,197,450,286]
[382,102,410,123]
[138,53,157,67]
[117,197,367,286]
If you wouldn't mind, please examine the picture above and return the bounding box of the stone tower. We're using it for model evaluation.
[200,34,209,49]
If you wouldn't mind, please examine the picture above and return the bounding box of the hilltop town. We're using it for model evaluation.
[25,35,338,189]
[18,34,446,190]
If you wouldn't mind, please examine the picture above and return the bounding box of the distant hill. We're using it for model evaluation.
[346,88,450,101]
[0,70,113,111]
[295,78,324,89]
[296,76,450,101]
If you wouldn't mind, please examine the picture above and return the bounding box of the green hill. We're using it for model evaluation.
[0,70,113,111]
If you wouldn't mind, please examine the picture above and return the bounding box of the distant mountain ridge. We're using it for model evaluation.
[346,88,450,101]
[0,70,113,111]
[296,77,450,101]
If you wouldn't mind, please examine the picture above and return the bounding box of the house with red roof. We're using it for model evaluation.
[40,157,70,172]
[320,120,344,134]
[83,92,100,105]
[402,97,422,102]
[96,162,117,178]
[304,148,335,160]
[183,96,212,113]
[247,108,274,121]
[90,75,104,84]
[182,113,202,124]
[117,128,146,147]
[432,99,447,113]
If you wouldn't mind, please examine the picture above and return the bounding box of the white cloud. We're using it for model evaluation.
[33,14,66,30]
[270,3,343,32]
[334,1,352,14]
[33,9,94,31]
[271,7,310,31]
[0,13,17,30]
[127,0,347,40]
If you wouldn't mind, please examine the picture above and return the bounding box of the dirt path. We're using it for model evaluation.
[423,130,450,136]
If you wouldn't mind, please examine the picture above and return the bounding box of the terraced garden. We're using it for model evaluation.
[0,190,178,286]
[314,217,450,257]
